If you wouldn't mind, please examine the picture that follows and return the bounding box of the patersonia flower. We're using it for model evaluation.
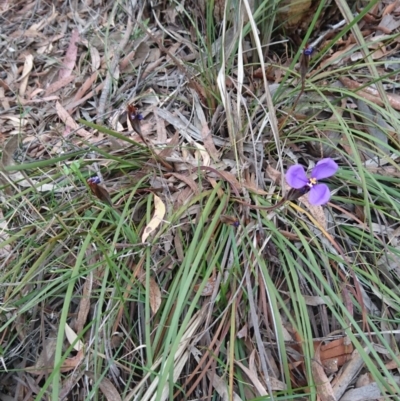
[286,158,338,206]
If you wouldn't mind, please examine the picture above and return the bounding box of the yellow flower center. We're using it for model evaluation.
[308,177,317,187]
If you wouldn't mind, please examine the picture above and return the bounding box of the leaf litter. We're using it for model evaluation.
[1,0,400,400]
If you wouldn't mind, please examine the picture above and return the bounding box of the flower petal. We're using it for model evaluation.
[311,158,338,180]
[308,184,330,205]
[286,165,308,189]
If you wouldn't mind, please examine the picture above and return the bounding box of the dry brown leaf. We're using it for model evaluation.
[19,95,59,105]
[110,333,124,349]
[266,164,282,183]
[201,363,243,401]
[119,50,135,71]
[141,54,165,79]
[55,101,92,138]
[0,208,11,258]
[242,174,269,195]
[207,176,225,198]
[378,14,400,33]
[154,110,168,143]
[356,373,373,389]
[210,168,242,194]
[44,75,75,96]
[163,4,179,23]
[384,358,400,369]
[66,78,105,111]
[60,370,83,401]
[237,324,248,339]
[236,355,286,395]
[320,338,353,371]
[141,194,166,242]
[174,186,194,208]
[148,275,161,314]
[201,123,218,160]
[1,135,18,167]
[366,166,400,177]
[89,46,101,71]
[75,275,93,334]
[71,71,99,104]
[351,41,387,62]
[213,0,225,22]
[0,86,9,110]
[65,322,84,351]
[332,348,368,400]
[235,359,268,396]
[312,345,336,401]
[29,87,43,98]
[131,42,151,68]
[320,44,357,68]
[298,194,327,230]
[27,4,58,32]
[60,349,84,373]
[19,54,34,97]
[26,336,57,375]
[170,172,199,194]
[193,90,218,159]
[302,295,329,306]
[136,266,162,314]
[339,382,381,401]
[277,0,312,30]
[158,130,179,159]
[0,0,10,13]
[351,48,386,61]
[0,114,28,128]
[174,234,184,261]
[85,371,122,401]
[383,0,400,15]
[339,76,400,110]
[26,332,84,374]
[59,28,80,79]
[192,142,210,166]
[194,275,216,296]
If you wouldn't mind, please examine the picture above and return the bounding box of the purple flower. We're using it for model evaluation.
[286,158,338,206]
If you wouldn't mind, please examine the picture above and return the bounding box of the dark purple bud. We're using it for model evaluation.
[304,46,314,56]
[87,176,101,185]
